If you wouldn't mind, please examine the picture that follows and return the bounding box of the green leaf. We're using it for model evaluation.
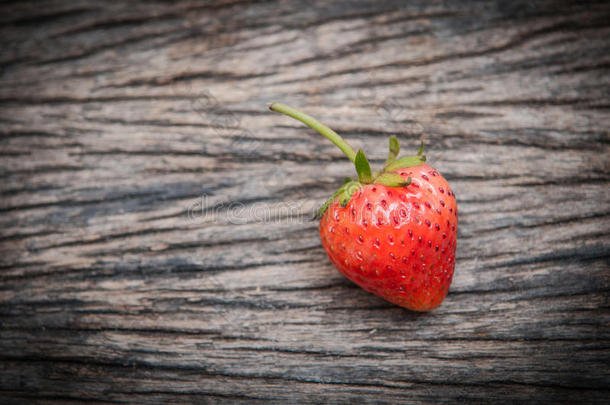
[340,181,361,207]
[417,139,424,157]
[342,177,352,185]
[314,184,346,219]
[384,136,400,166]
[374,173,410,187]
[355,149,373,184]
[385,155,426,172]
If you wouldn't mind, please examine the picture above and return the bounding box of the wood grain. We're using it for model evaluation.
[1,0,609,403]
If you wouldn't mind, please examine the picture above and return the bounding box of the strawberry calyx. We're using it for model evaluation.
[269,102,426,217]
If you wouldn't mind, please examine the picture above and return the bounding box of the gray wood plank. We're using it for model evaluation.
[0,0,609,403]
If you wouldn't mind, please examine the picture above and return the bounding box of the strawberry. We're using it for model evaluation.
[269,103,457,311]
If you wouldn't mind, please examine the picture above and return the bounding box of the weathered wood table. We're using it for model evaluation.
[1,1,609,403]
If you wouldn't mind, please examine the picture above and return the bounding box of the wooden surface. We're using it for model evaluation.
[1,0,609,403]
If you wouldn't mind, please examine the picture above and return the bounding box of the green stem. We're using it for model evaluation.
[269,102,357,163]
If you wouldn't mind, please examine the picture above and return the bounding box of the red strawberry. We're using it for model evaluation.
[269,103,457,311]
